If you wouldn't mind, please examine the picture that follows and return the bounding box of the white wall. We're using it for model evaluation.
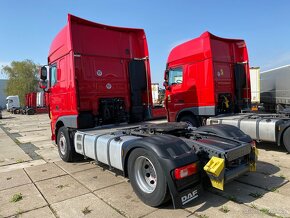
[0,80,8,109]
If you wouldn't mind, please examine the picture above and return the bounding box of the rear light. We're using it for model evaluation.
[174,163,197,180]
[250,140,256,148]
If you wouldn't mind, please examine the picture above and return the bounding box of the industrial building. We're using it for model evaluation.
[0,79,8,109]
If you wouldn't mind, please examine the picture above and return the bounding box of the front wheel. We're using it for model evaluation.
[179,115,199,127]
[128,148,169,207]
[57,126,75,162]
[283,127,290,153]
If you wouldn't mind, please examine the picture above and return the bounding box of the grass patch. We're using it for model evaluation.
[260,208,276,216]
[82,206,92,215]
[56,184,69,189]
[219,205,230,213]
[270,187,279,193]
[10,193,23,202]
[250,203,257,209]
[16,209,24,215]
[16,159,24,163]
[279,174,286,179]
[249,192,263,198]
[196,214,209,218]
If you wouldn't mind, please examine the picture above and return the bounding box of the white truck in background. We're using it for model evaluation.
[250,67,260,110]
[6,95,20,111]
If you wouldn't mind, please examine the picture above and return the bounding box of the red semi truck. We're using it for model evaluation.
[39,14,257,208]
[164,32,290,152]
[24,92,48,115]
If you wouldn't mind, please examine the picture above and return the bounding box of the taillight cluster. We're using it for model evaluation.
[174,163,197,180]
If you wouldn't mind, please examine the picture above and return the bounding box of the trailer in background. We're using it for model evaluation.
[151,83,159,104]
[261,65,290,113]
[24,91,48,115]
[250,67,260,111]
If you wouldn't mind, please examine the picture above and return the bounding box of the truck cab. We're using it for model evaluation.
[164,32,251,126]
[6,95,20,111]
[39,14,165,141]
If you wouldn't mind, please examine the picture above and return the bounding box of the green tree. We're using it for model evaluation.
[1,60,39,106]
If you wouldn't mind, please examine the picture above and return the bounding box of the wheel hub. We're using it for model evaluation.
[59,133,67,156]
[134,156,157,193]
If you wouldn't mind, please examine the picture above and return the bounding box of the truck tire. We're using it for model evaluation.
[179,115,199,127]
[57,126,75,162]
[283,127,290,153]
[128,148,169,207]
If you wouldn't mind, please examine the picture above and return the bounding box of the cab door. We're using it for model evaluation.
[165,67,185,121]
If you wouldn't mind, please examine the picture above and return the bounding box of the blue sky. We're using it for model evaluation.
[1,1,290,84]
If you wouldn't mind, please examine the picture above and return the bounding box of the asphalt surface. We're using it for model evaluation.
[0,111,290,218]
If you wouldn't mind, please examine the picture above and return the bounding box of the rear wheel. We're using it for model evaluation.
[128,148,169,207]
[283,127,290,153]
[179,115,199,127]
[57,126,75,162]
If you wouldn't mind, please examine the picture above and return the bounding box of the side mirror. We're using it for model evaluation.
[163,81,171,90]
[163,81,168,87]
[39,81,47,90]
[40,66,47,81]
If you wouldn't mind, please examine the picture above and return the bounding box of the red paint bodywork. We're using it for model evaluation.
[47,14,163,140]
[165,32,251,122]
[25,92,48,114]
[25,92,37,108]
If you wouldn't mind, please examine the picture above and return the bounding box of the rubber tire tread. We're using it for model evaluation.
[57,126,74,162]
[179,115,199,127]
[128,148,169,207]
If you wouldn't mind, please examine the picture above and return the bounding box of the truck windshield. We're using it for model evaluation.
[6,99,13,103]
[168,68,183,85]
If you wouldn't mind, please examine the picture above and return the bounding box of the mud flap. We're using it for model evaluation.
[167,178,202,208]
[203,157,225,191]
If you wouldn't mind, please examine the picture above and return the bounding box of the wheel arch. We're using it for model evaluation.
[278,122,290,149]
[176,110,196,122]
[55,120,64,144]
[122,134,199,178]
[122,134,200,208]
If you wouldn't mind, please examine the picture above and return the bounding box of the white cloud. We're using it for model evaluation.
[0,61,10,79]
[0,61,11,67]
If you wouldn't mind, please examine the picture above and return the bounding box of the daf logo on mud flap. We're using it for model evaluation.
[181,190,198,205]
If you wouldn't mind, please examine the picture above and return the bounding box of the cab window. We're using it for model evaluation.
[50,64,57,87]
[168,68,183,85]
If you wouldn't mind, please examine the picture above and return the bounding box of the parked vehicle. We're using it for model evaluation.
[39,14,257,208]
[24,91,48,115]
[250,67,260,111]
[164,32,290,152]
[261,65,290,113]
[6,96,20,112]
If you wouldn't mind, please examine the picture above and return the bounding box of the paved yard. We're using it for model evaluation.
[0,111,290,218]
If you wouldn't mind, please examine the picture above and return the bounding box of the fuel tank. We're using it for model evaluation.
[74,130,141,171]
